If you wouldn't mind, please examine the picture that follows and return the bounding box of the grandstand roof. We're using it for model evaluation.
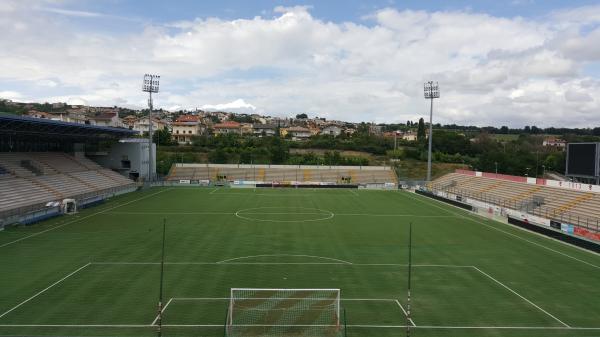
[0,113,136,139]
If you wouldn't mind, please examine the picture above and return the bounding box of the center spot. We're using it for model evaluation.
[235,207,334,222]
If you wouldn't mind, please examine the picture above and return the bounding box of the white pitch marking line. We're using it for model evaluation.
[209,188,218,194]
[0,323,599,330]
[471,266,570,328]
[348,325,600,330]
[0,188,172,249]
[395,300,416,327]
[173,297,399,301]
[0,263,91,319]
[348,189,359,197]
[215,254,353,265]
[89,261,474,267]
[151,298,173,326]
[403,192,600,270]
[107,211,234,215]
[335,214,457,218]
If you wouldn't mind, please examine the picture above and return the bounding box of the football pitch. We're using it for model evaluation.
[1,187,600,337]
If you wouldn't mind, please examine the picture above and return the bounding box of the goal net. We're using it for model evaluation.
[226,288,343,337]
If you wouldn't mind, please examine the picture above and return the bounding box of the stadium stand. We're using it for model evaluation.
[0,114,140,228]
[431,171,600,229]
[0,152,135,219]
[166,163,398,185]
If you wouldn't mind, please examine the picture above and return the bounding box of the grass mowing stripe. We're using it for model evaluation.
[0,263,91,320]
[402,191,600,269]
[471,266,570,327]
[0,188,172,249]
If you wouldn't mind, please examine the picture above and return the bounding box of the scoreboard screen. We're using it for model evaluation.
[566,143,599,177]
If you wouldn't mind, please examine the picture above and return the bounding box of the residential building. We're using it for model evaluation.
[402,131,418,141]
[122,115,138,128]
[132,117,168,135]
[321,124,343,137]
[89,112,123,128]
[240,123,253,135]
[284,126,312,141]
[172,115,202,144]
[252,124,277,137]
[369,124,383,136]
[543,137,566,149]
[25,110,54,119]
[213,121,242,135]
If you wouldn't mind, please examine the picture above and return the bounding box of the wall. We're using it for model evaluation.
[93,141,156,179]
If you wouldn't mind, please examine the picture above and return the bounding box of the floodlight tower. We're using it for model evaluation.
[142,74,160,182]
[424,81,439,181]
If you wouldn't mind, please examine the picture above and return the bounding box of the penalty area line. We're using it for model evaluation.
[0,263,91,320]
[395,300,416,327]
[472,266,570,328]
[150,298,173,326]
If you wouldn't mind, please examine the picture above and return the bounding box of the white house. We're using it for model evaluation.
[89,113,123,128]
[321,125,343,137]
[285,126,312,141]
[132,117,168,135]
[253,124,277,137]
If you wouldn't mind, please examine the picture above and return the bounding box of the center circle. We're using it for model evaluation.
[235,207,334,222]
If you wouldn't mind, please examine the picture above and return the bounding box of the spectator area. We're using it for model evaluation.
[431,172,600,229]
[0,152,134,216]
[167,164,397,185]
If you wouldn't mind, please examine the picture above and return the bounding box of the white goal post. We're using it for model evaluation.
[226,288,343,337]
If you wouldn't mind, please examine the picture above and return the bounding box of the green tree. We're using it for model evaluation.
[417,118,426,141]
[152,128,174,146]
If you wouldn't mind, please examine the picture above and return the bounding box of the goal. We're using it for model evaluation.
[226,288,343,337]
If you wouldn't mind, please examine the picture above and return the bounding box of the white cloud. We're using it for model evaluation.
[201,99,257,112]
[1,2,600,126]
[0,90,23,100]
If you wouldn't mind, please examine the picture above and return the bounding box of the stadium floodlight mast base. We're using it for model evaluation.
[424,81,439,181]
[142,74,160,182]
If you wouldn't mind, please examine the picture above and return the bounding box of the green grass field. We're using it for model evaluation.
[1,187,600,337]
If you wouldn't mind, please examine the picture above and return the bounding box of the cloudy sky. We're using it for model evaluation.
[1,0,600,127]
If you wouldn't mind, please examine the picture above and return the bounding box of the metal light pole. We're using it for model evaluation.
[542,165,546,178]
[424,81,439,181]
[143,74,160,182]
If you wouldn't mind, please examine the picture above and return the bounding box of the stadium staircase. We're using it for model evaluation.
[0,152,135,219]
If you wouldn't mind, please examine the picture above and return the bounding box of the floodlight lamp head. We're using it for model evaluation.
[142,74,160,93]
[424,81,440,99]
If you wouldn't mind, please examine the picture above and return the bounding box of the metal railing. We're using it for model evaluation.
[0,183,138,222]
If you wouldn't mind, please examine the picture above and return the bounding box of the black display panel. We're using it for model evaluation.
[566,143,598,177]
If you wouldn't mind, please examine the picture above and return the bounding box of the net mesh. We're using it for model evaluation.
[226,289,342,337]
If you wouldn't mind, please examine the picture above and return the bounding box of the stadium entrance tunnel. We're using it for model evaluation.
[235,207,334,222]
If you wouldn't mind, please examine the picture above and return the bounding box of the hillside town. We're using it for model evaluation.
[1,98,424,144]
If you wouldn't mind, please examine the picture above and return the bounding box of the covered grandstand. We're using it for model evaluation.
[0,114,138,227]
